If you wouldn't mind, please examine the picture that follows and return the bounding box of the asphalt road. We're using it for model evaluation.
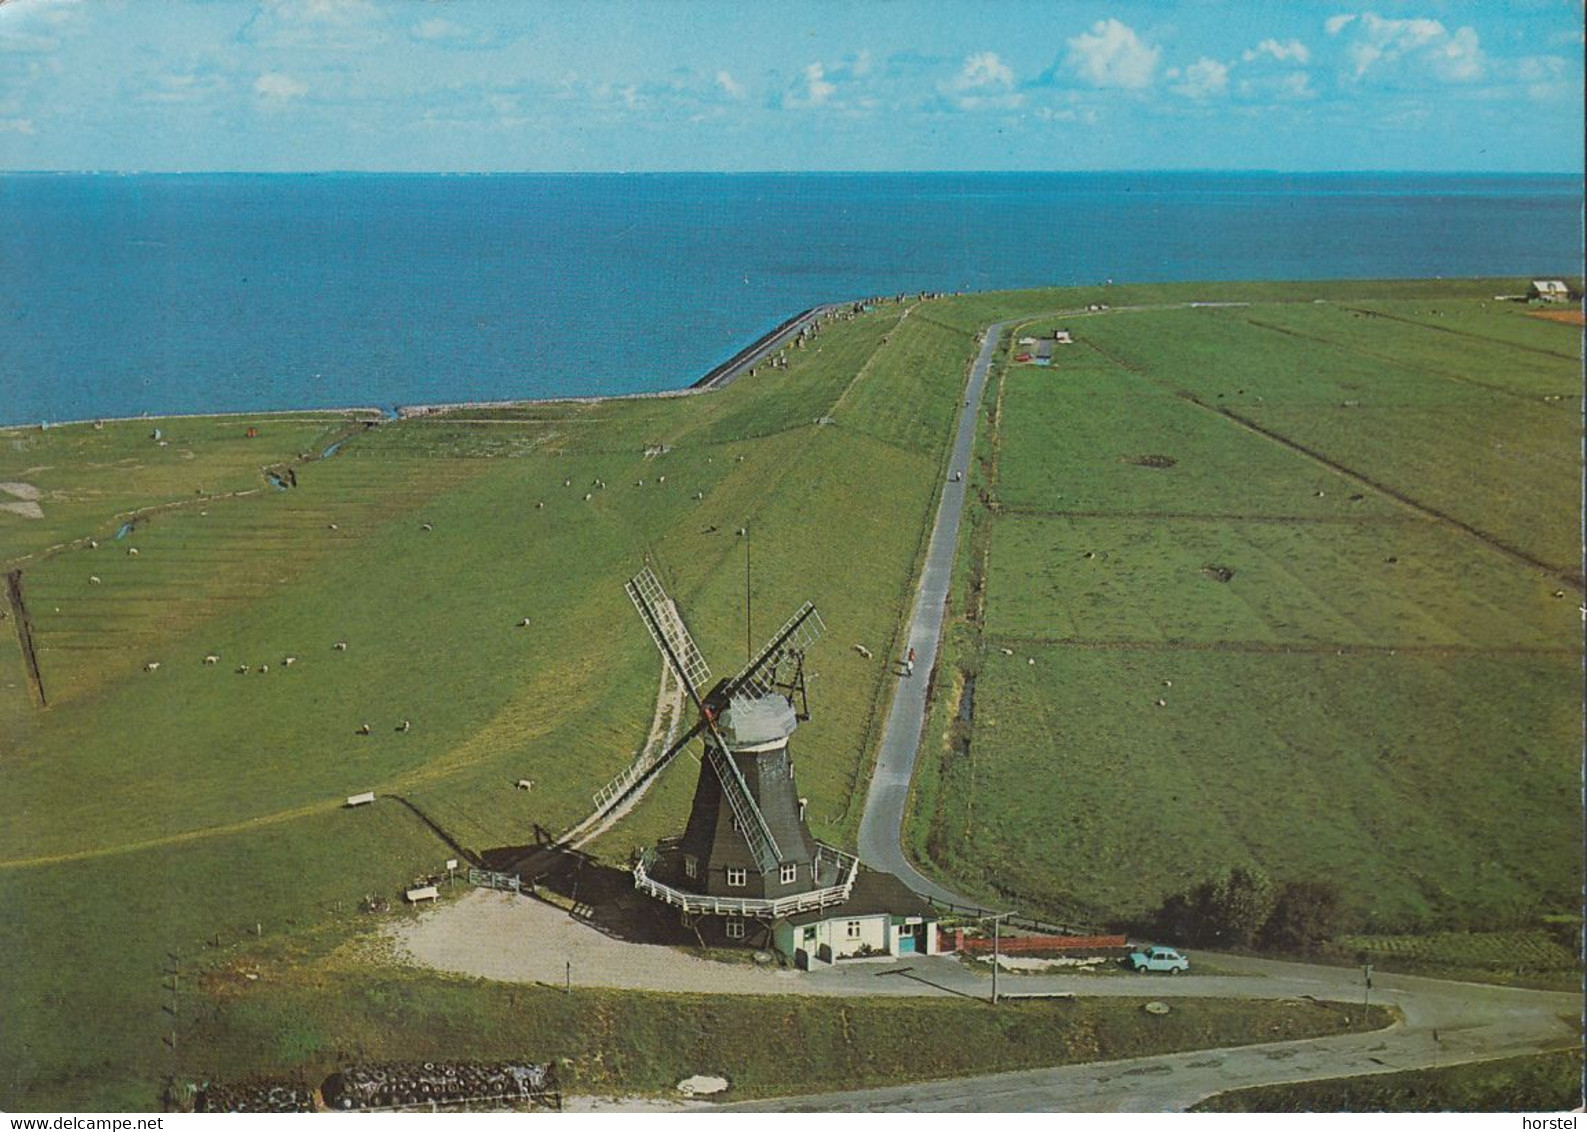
[855,317,1013,910]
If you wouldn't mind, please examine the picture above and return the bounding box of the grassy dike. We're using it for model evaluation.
[1193,1048,1584,1113]
[0,279,1575,1108]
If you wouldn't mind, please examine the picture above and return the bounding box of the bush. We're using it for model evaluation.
[1152,870,1343,954]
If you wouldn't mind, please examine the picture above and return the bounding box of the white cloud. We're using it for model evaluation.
[948,51,1014,92]
[0,117,36,135]
[715,70,744,100]
[1169,57,1229,99]
[941,52,1023,111]
[254,72,309,101]
[1339,13,1484,84]
[1064,19,1159,90]
[1325,14,1357,36]
[1243,38,1310,65]
[780,62,836,108]
[239,0,386,51]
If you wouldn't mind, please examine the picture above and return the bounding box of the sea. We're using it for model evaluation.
[1,172,1580,426]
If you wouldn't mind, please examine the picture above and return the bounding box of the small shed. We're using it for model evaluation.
[1529,280,1572,302]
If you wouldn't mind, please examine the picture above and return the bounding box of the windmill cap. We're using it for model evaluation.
[719,694,797,749]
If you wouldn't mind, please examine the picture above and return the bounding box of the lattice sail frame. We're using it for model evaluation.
[626,567,711,696]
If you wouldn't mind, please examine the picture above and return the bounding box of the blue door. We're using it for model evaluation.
[897,923,917,953]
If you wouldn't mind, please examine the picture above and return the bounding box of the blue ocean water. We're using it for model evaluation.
[1,172,1580,426]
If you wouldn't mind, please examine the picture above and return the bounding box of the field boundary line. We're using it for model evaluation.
[998,507,1413,525]
[1240,315,1560,402]
[988,636,1582,656]
[1186,397,1583,588]
[0,798,340,870]
[1342,305,1584,362]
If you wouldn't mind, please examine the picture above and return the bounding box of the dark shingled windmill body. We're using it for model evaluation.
[626,568,862,938]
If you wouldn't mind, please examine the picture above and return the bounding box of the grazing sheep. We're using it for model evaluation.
[88,539,98,549]
[204,654,220,665]
[236,664,251,674]
[1083,551,1095,560]
[736,527,747,537]
[853,644,873,659]
[397,720,411,733]
[1000,647,1014,656]
[658,475,666,484]
[535,501,544,509]
[1315,490,1326,498]
[518,618,531,627]
[144,661,161,672]
[635,479,644,487]
[327,524,338,531]
[1163,679,1173,688]
[693,492,704,500]
[1155,698,1166,707]
[517,779,534,791]
[89,575,101,585]
[1553,590,1566,599]
[564,478,572,487]
[259,664,269,674]
[282,656,296,666]
[420,522,433,531]
[356,723,371,736]
[1027,658,1035,666]
[127,547,139,557]
[334,641,348,651]
[583,493,592,501]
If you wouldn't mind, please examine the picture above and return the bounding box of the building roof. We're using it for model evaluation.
[778,866,934,927]
[1532,279,1568,291]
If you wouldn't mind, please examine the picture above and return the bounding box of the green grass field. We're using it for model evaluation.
[1193,1048,1584,1113]
[910,287,1583,936]
[2,279,1580,1109]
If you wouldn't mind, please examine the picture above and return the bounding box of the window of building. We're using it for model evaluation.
[802,925,818,943]
[780,862,797,885]
[725,918,746,940]
[726,867,747,887]
[846,920,862,939]
[683,855,698,880]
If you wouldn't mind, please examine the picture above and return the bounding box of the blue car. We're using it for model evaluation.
[1128,945,1190,973]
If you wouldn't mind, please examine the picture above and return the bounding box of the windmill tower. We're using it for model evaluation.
[626,567,861,937]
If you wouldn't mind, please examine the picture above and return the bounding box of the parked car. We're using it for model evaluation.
[1128,945,1189,974]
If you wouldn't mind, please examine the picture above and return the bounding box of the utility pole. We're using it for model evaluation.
[986,910,1013,1005]
[744,523,752,664]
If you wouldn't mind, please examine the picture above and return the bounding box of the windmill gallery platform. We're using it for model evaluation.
[624,567,940,965]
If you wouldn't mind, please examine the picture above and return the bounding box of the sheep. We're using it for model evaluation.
[535,501,544,509]
[397,720,411,733]
[658,475,666,485]
[693,491,704,501]
[282,656,296,666]
[635,479,644,487]
[1155,698,1167,707]
[517,618,531,628]
[144,661,161,672]
[236,664,251,674]
[1314,490,1326,498]
[517,779,534,791]
[327,524,338,531]
[583,493,592,501]
[736,527,747,537]
[127,547,139,557]
[563,478,572,487]
[356,723,371,736]
[1000,647,1014,656]
[1163,679,1173,688]
[88,539,98,549]
[853,644,873,659]
[203,654,220,665]
[334,641,348,651]
[259,664,269,674]
[1553,590,1567,599]
[89,575,101,585]
[1027,658,1035,666]
[420,522,433,531]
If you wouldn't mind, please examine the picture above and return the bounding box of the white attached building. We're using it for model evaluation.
[771,868,939,966]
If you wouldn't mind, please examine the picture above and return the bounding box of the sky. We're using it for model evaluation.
[0,0,1581,172]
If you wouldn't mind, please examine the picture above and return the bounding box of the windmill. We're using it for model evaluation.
[625,567,860,928]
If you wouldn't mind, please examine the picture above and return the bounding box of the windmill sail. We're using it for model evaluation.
[723,601,825,701]
[626,567,711,699]
[627,567,782,873]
